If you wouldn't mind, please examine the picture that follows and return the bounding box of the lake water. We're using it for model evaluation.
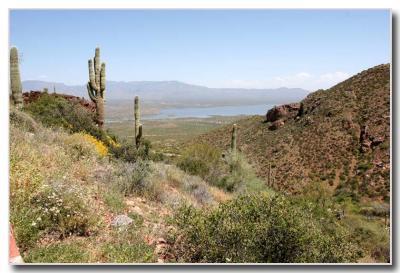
[143,104,274,120]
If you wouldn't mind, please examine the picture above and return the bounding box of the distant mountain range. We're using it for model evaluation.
[22,80,310,106]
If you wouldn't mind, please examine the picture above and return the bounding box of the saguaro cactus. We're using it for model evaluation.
[231,124,237,154]
[87,47,106,128]
[10,47,23,109]
[134,96,142,148]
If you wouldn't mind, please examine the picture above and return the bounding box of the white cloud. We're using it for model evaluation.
[219,71,350,91]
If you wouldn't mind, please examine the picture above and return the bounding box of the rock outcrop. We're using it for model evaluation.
[360,125,385,153]
[266,103,301,122]
[266,103,301,130]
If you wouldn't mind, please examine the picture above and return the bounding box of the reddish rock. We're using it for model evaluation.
[266,103,301,123]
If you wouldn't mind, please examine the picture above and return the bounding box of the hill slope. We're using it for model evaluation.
[193,64,390,200]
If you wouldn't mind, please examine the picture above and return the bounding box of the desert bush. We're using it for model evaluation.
[177,143,223,182]
[170,192,360,263]
[25,94,97,134]
[10,107,39,132]
[109,139,151,162]
[11,182,98,251]
[103,188,126,214]
[217,152,266,193]
[80,133,109,157]
[113,160,157,198]
[24,241,90,263]
[10,121,101,252]
[101,225,155,263]
[24,94,116,147]
[62,133,100,159]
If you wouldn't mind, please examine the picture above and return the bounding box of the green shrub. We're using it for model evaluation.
[24,242,90,263]
[177,143,223,182]
[11,182,98,251]
[109,139,151,162]
[103,189,126,213]
[170,193,360,263]
[217,152,266,193]
[10,107,39,133]
[113,160,156,198]
[357,162,373,173]
[30,184,98,237]
[24,93,115,146]
[101,226,155,263]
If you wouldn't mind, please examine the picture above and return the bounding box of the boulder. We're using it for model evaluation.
[266,103,301,122]
[359,125,385,152]
[111,215,133,227]
[269,119,285,130]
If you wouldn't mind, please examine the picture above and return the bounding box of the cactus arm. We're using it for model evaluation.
[136,124,143,148]
[87,83,98,103]
[100,62,106,96]
[94,47,101,87]
[88,59,98,91]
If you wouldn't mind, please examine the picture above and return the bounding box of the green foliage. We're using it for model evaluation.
[177,143,223,182]
[127,212,144,227]
[9,107,39,133]
[101,226,155,263]
[24,93,117,148]
[11,183,98,251]
[217,151,266,192]
[170,193,360,263]
[357,161,373,173]
[25,93,97,134]
[109,138,151,162]
[113,160,156,198]
[24,242,90,263]
[103,189,126,213]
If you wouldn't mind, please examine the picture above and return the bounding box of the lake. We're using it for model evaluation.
[142,104,275,120]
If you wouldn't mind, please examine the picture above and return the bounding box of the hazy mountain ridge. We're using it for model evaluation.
[22,80,310,106]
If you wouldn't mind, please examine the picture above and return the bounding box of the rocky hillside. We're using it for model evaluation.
[192,64,390,201]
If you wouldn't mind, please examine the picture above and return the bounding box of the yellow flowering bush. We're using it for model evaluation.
[106,135,121,148]
[81,133,109,157]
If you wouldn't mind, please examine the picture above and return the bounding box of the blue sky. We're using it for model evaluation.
[10,9,390,90]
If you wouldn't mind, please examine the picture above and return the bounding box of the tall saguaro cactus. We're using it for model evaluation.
[10,47,23,109]
[134,96,142,148]
[231,123,237,154]
[87,47,106,129]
